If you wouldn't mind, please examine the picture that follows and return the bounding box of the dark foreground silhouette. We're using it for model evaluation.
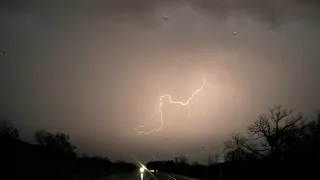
[146,106,320,180]
[0,131,136,180]
[1,106,319,180]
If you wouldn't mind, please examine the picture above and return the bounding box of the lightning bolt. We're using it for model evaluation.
[135,76,205,135]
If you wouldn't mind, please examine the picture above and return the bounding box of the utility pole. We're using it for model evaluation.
[208,156,213,166]
[216,154,225,180]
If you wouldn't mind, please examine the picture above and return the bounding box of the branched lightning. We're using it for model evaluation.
[135,76,205,135]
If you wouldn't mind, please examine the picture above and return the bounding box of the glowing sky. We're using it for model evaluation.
[1,0,320,164]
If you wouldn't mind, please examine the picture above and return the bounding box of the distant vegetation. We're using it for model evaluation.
[1,105,319,180]
[0,119,136,180]
[146,106,320,180]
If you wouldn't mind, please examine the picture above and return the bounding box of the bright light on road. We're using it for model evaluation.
[140,167,144,173]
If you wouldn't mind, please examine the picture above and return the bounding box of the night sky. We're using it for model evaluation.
[1,0,320,164]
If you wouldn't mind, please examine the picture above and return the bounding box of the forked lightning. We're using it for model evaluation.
[136,76,205,135]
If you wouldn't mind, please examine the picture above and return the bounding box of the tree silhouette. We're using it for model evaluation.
[0,119,19,139]
[224,134,259,161]
[225,106,307,161]
[174,156,188,164]
[34,130,76,153]
[302,112,320,158]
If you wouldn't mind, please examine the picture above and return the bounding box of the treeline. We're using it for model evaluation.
[2,105,319,180]
[146,106,320,180]
[146,157,209,179]
[0,121,137,180]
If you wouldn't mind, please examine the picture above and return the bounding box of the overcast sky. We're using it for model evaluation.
[1,0,320,164]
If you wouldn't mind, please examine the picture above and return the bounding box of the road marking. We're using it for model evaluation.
[164,174,177,180]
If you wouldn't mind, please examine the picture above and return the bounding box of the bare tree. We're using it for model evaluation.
[0,119,19,139]
[174,156,188,164]
[306,112,320,138]
[224,134,262,161]
[225,106,307,161]
[34,130,76,153]
[304,112,320,155]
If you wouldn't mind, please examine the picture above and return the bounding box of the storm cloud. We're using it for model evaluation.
[1,0,320,163]
[1,0,320,27]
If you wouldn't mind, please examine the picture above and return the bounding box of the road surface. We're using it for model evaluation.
[107,173,185,180]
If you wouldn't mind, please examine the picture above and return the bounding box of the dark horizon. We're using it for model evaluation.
[1,105,319,180]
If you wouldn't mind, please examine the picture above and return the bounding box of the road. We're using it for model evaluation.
[107,173,185,180]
